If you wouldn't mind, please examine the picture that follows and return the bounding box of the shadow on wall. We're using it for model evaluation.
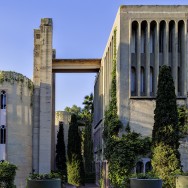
[129,99,155,137]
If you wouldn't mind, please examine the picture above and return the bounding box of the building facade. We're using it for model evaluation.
[0,71,33,187]
[93,5,188,182]
[1,5,188,188]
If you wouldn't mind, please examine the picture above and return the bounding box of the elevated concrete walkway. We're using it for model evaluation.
[52,59,101,73]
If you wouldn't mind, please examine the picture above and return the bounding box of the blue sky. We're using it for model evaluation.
[0,0,187,110]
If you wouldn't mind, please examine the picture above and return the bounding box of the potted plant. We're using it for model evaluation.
[27,172,62,188]
[176,172,188,188]
[130,173,162,188]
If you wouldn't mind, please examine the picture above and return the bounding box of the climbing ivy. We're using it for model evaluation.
[103,29,151,187]
[0,71,33,91]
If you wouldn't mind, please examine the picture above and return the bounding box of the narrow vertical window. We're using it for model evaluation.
[141,21,147,53]
[178,67,181,96]
[178,20,184,53]
[131,21,138,53]
[140,67,145,95]
[169,21,174,53]
[1,91,6,109]
[150,21,156,53]
[150,67,154,95]
[131,67,136,96]
[159,21,165,53]
[0,125,6,144]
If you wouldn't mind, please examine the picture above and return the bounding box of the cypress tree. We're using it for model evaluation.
[67,114,85,186]
[152,65,179,150]
[152,65,181,187]
[56,122,67,178]
[83,94,94,173]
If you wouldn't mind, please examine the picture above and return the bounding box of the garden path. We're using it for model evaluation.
[65,183,99,188]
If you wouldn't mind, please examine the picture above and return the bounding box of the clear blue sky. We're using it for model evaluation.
[0,0,187,110]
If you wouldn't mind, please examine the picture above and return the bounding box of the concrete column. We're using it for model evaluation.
[32,29,41,173]
[172,21,178,95]
[154,22,159,96]
[164,21,169,65]
[146,21,150,96]
[181,21,186,96]
[51,72,56,170]
[136,22,141,96]
[39,18,53,173]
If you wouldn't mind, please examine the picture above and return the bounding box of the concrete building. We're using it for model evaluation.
[0,71,33,188]
[1,5,188,188]
[93,5,188,182]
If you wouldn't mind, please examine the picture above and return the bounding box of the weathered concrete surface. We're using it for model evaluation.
[0,72,33,188]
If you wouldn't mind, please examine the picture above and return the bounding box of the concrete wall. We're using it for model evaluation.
[129,99,188,171]
[0,71,33,188]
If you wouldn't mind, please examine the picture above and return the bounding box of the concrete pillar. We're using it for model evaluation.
[172,21,178,95]
[33,29,41,173]
[154,22,159,96]
[146,21,150,96]
[51,49,56,171]
[38,18,53,173]
[164,21,169,65]
[137,22,141,96]
[181,21,186,96]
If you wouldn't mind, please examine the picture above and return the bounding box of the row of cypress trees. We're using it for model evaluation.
[56,114,85,187]
[56,94,94,187]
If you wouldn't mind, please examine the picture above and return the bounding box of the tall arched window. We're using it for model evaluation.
[131,67,136,96]
[159,21,166,53]
[178,20,184,53]
[140,67,145,95]
[150,67,154,95]
[1,91,6,109]
[141,21,147,53]
[145,161,152,173]
[169,21,175,53]
[150,21,156,53]
[0,125,6,144]
[131,21,138,53]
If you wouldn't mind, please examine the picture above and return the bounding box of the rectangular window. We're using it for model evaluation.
[0,125,6,144]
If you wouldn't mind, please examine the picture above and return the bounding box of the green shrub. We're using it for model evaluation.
[67,155,83,187]
[67,114,85,186]
[0,161,17,188]
[27,172,61,180]
[152,143,181,188]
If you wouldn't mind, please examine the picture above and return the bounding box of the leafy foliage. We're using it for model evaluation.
[152,143,181,188]
[103,28,151,188]
[28,172,61,180]
[152,65,181,188]
[0,161,17,188]
[56,122,67,179]
[178,106,188,138]
[107,134,151,187]
[64,105,82,119]
[67,114,85,186]
[0,71,33,90]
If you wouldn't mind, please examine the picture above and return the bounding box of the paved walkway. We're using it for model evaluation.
[65,183,99,188]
